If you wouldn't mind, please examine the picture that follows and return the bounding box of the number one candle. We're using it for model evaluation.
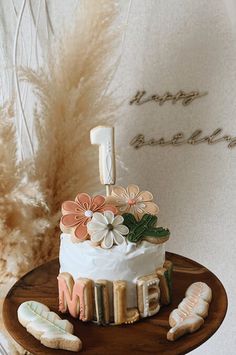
[90,126,116,196]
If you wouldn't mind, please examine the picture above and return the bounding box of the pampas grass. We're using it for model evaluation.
[0,103,52,282]
[22,0,118,213]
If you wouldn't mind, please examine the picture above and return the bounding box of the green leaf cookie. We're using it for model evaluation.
[122,213,170,244]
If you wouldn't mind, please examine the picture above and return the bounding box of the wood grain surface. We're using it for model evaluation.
[3,252,227,355]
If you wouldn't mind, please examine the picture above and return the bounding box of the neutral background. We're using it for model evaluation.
[1,1,236,354]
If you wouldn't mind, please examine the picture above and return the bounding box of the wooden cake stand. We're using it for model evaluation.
[3,252,227,355]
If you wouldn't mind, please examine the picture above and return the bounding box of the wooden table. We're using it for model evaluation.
[3,252,227,355]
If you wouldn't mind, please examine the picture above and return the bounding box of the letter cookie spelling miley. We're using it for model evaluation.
[94,280,110,325]
[113,281,139,325]
[156,260,173,305]
[137,273,161,318]
[58,272,94,321]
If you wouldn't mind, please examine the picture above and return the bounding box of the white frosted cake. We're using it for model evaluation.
[59,235,165,308]
[57,126,172,325]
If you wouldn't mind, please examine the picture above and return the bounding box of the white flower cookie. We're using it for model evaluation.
[87,211,129,249]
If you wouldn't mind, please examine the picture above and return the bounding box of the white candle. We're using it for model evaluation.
[90,126,116,194]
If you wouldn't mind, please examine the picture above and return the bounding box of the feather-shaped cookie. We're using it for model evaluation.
[17,301,82,352]
[167,282,212,341]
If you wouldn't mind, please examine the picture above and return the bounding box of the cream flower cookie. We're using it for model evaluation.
[87,211,129,249]
[106,184,159,220]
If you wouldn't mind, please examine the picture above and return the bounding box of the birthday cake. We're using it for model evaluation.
[58,126,172,325]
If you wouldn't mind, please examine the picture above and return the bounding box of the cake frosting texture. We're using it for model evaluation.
[59,233,165,308]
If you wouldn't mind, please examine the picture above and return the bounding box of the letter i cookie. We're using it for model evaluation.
[94,280,110,325]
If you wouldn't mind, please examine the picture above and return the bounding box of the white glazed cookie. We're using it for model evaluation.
[185,281,212,303]
[167,282,212,341]
[17,301,82,352]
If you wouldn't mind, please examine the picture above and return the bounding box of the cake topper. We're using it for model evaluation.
[90,126,116,196]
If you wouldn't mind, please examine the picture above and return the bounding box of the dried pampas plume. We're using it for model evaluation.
[1,0,119,283]
[22,0,118,212]
[0,103,52,284]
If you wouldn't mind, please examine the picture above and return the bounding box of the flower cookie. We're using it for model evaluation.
[106,184,159,220]
[87,211,129,249]
[60,193,117,242]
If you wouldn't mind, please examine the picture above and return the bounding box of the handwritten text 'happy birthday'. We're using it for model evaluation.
[130,90,207,106]
[130,128,236,149]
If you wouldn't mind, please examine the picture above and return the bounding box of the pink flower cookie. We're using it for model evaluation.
[106,184,159,220]
[60,193,117,242]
